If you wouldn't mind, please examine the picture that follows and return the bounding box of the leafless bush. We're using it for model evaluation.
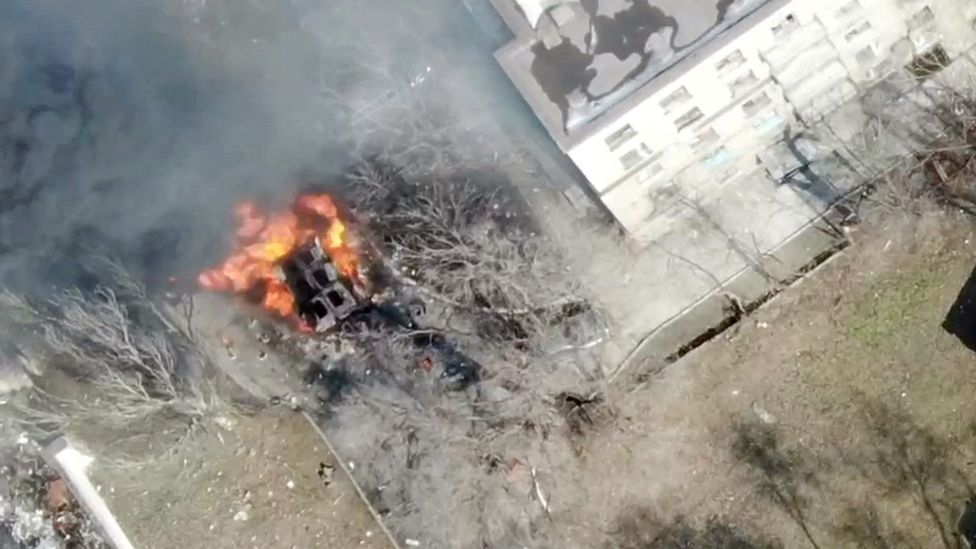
[348,95,475,177]
[0,260,219,458]
[860,55,976,223]
[345,160,592,351]
[313,286,598,546]
[318,335,598,546]
[322,373,576,548]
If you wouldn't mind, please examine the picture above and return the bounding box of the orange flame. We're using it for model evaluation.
[295,195,359,281]
[198,194,360,320]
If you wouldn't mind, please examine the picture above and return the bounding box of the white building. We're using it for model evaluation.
[491,0,976,243]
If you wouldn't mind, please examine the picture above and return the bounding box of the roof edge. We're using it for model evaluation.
[563,0,793,150]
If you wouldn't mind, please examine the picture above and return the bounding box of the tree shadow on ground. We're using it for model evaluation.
[607,507,781,549]
[836,504,922,549]
[844,400,974,549]
[731,418,822,549]
[728,400,973,549]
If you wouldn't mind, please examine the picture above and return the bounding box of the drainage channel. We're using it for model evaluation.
[614,233,852,386]
[662,238,851,366]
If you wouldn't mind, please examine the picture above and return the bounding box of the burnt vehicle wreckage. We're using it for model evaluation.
[188,184,498,403]
[189,159,607,408]
[279,236,483,392]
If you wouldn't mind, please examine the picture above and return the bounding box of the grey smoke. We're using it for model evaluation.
[0,0,494,291]
[0,0,519,292]
[0,0,280,288]
[0,1,588,546]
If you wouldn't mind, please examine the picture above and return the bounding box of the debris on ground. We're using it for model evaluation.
[88,408,392,549]
[750,403,777,425]
[0,440,107,549]
[317,462,335,486]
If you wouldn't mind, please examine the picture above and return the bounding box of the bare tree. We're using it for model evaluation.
[0,260,220,460]
[344,159,595,351]
[855,50,976,223]
[287,50,613,548]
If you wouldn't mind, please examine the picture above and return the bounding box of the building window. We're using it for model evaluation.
[908,7,934,31]
[659,87,692,113]
[729,70,759,97]
[835,0,861,18]
[855,45,876,66]
[691,128,720,150]
[605,124,637,151]
[844,20,872,42]
[771,14,799,38]
[620,143,653,171]
[702,147,734,169]
[715,50,746,74]
[674,107,704,130]
[742,93,771,117]
[620,150,642,170]
[752,112,783,133]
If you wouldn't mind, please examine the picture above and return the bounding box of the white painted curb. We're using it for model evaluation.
[41,437,135,549]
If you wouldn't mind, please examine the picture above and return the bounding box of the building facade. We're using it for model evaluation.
[491,0,976,243]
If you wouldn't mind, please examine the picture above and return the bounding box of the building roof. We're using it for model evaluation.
[494,0,774,150]
[513,0,568,28]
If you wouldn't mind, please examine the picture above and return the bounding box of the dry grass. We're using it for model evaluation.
[89,407,392,549]
[0,258,223,463]
[544,213,976,549]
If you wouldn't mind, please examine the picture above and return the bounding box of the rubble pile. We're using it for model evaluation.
[0,441,106,549]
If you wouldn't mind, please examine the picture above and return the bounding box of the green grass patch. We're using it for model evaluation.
[843,257,957,353]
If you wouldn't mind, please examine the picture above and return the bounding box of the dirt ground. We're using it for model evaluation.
[50,213,976,549]
[533,213,976,548]
[87,407,392,549]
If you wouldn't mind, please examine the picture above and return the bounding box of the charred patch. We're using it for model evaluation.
[305,362,355,404]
